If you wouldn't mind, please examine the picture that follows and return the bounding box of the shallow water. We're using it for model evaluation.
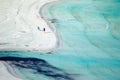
[0,0,120,80]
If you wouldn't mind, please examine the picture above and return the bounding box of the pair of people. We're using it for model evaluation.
[37,26,45,32]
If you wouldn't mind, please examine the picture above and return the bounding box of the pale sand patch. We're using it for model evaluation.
[0,0,59,52]
[0,61,23,80]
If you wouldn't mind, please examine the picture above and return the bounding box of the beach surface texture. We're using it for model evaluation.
[0,0,59,52]
[0,0,120,80]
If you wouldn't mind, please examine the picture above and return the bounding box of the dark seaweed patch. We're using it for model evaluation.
[0,57,74,80]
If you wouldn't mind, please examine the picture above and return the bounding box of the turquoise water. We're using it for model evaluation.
[0,0,120,80]
[43,0,120,80]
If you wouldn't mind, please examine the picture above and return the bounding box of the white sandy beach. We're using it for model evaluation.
[0,0,59,52]
[0,0,58,80]
[0,61,23,80]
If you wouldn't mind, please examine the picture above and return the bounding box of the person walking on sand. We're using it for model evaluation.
[43,28,45,32]
[37,26,40,30]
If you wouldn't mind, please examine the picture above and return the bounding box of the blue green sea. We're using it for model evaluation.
[0,0,120,80]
